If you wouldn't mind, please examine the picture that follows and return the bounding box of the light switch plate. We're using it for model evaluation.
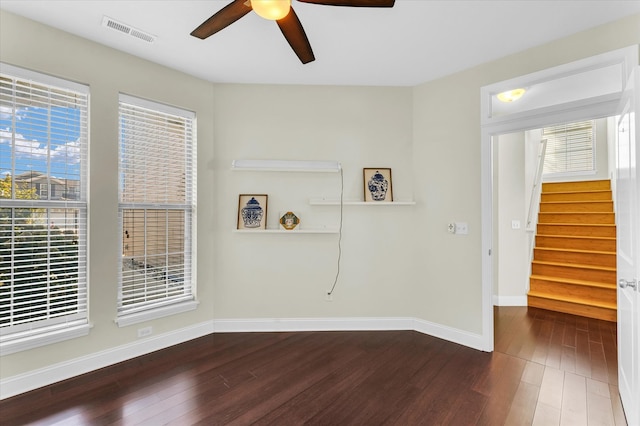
[454,222,468,235]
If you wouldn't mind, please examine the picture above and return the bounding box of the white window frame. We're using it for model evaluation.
[0,63,90,355]
[116,94,197,327]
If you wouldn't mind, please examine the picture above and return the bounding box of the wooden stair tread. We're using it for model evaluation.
[538,212,614,215]
[542,180,611,192]
[532,259,616,272]
[527,291,617,310]
[540,200,612,204]
[534,247,616,256]
[541,189,611,195]
[530,274,617,289]
[536,224,617,235]
[536,234,616,241]
[537,222,616,227]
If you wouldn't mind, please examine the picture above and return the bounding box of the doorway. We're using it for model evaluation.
[479,45,636,348]
[480,45,639,424]
[492,117,616,308]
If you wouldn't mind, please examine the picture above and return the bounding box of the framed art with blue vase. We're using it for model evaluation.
[237,194,268,229]
[363,168,393,202]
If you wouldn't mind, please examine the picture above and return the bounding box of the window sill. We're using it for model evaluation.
[542,170,597,180]
[0,321,91,356]
[115,300,199,327]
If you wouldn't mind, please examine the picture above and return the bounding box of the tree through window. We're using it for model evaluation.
[0,64,89,354]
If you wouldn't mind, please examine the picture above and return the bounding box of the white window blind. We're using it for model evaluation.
[543,120,595,175]
[117,95,196,324]
[0,64,89,354]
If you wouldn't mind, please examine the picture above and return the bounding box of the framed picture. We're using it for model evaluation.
[237,194,268,230]
[363,168,393,202]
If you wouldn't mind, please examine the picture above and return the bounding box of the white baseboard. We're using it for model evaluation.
[493,295,528,306]
[412,317,486,351]
[212,317,415,333]
[0,320,215,400]
[213,317,485,351]
[2,316,485,399]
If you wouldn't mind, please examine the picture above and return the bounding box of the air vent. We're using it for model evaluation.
[102,16,156,43]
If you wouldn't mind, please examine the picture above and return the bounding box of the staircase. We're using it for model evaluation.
[527,179,617,322]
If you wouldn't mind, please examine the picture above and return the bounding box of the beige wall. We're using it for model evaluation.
[211,83,415,319]
[1,8,639,384]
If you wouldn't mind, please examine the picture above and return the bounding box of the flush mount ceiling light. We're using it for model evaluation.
[496,88,526,103]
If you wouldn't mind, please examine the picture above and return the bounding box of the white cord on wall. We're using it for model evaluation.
[327,167,344,296]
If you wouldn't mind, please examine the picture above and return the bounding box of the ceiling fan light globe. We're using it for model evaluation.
[251,0,291,20]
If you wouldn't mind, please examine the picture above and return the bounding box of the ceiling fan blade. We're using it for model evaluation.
[191,0,252,39]
[296,0,395,7]
[276,8,315,64]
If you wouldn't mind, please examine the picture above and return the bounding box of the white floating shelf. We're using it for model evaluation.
[233,228,339,234]
[309,199,416,206]
[231,159,341,173]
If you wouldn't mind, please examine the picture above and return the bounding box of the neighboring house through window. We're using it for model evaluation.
[0,63,89,355]
[117,94,197,326]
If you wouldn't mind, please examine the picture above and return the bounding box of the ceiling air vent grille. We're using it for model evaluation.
[102,16,156,43]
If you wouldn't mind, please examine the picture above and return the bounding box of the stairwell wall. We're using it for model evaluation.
[494,132,529,305]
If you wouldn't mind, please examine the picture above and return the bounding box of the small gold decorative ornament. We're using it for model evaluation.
[279,211,300,230]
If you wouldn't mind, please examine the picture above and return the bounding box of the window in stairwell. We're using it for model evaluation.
[542,120,595,176]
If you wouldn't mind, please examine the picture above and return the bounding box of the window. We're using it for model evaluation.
[0,64,89,355]
[543,120,595,175]
[117,95,197,326]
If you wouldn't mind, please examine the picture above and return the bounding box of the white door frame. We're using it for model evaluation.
[479,45,638,352]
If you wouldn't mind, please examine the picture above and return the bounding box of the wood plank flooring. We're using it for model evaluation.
[0,307,627,425]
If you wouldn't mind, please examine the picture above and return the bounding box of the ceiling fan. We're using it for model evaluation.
[191,0,395,64]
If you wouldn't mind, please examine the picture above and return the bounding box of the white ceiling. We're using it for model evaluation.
[1,0,639,87]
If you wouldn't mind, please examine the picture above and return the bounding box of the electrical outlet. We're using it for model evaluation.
[447,223,455,234]
[137,326,152,338]
[511,220,521,230]
[325,293,333,302]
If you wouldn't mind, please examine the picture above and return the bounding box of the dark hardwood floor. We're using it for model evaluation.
[0,307,627,425]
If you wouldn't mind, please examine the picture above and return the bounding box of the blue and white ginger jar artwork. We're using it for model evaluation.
[368,171,389,201]
[241,197,264,228]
